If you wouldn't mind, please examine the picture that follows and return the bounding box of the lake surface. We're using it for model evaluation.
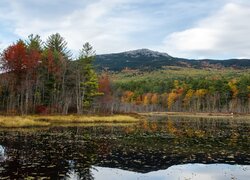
[0,116,249,179]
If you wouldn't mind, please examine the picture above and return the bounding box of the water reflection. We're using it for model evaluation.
[0,117,249,179]
[91,164,250,180]
[0,145,6,162]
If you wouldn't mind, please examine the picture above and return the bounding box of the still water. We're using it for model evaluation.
[0,116,249,179]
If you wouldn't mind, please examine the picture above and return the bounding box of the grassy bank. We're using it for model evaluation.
[0,115,140,128]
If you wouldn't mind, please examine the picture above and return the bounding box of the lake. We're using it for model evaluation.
[0,116,249,179]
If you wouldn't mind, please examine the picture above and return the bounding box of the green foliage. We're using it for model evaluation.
[113,67,250,93]
[112,67,250,112]
[45,33,71,58]
[78,43,100,108]
[26,34,43,51]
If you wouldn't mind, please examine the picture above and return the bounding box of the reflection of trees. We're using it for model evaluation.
[0,119,249,177]
[0,128,98,179]
[101,117,250,173]
[96,132,250,173]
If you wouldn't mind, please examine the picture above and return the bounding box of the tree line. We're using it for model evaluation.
[98,73,250,114]
[0,33,100,115]
[1,34,249,115]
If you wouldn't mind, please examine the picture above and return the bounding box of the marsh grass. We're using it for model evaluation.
[33,115,139,123]
[0,115,140,128]
[0,116,50,128]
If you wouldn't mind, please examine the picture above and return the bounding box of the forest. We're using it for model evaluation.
[0,33,100,115]
[0,34,250,115]
[99,67,250,114]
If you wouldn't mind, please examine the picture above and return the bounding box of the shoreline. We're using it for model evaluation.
[139,112,250,118]
[0,112,249,128]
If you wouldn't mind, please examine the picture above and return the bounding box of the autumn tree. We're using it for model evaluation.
[183,89,194,110]
[98,73,111,99]
[167,92,178,110]
[2,40,27,76]
[98,73,114,113]
[2,41,29,114]
[195,89,208,111]
[122,91,134,103]
[151,93,158,105]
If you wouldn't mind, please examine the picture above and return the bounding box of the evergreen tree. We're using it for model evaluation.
[45,33,71,58]
[26,34,43,52]
[42,33,70,112]
[78,42,100,109]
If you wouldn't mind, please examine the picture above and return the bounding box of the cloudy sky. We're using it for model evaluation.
[0,0,250,59]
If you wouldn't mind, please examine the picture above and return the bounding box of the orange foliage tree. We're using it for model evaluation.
[151,93,158,105]
[98,73,112,102]
[167,91,178,109]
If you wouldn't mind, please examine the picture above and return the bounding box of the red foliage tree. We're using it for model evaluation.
[2,41,27,75]
[42,49,64,78]
[2,41,41,75]
[26,49,41,70]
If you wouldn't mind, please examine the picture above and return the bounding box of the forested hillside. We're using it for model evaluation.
[93,49,250,114]
[95,49,250,71]
[98,67,250,114]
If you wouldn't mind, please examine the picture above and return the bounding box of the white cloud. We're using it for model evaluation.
[162,2,250,59]
[1,0,250,58]
[57,0,150,55]
[0,0,153,55]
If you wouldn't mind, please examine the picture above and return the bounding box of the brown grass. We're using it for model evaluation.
[0,116,50,128]
[0,115,140,128]
[33,115,139,123]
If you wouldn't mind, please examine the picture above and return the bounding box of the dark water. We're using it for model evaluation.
[0,116,249,179]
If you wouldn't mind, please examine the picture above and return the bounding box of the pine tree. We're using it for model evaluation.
[78,43,100,110]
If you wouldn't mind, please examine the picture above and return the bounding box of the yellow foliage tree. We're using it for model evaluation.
[143,93,152,105]
[195,89,207,98]
[168,92,178,109]
[183,89,194,107]
[228,79,238,98]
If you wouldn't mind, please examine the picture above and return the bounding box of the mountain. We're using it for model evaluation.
[95,49,250,71]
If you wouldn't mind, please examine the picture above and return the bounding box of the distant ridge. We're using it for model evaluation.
[122,48,170,58]
[95,49,250,71]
